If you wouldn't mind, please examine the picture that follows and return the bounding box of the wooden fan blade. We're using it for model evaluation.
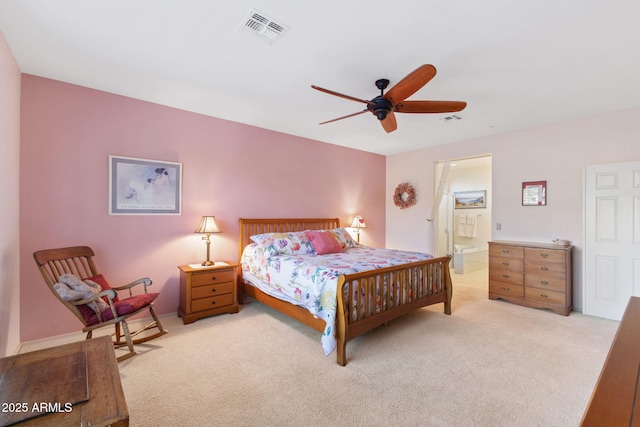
[381,111,398,133]
[311,85,371,104]
[395,100,467,114]
[319,109,369,125]
[384,64,437,105]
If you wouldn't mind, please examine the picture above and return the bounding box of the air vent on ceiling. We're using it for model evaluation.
[239,9,290,45]
[440,114,464,122]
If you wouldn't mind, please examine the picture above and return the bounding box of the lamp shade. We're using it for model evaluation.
[194,216,222,234]
[350,215,367,229]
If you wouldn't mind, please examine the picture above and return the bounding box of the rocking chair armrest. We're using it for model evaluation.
[112,277,152,295]
[70,289,117,306]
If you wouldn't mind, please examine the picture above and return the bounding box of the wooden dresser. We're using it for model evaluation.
[488,240,573,315]
[178,262,239,324]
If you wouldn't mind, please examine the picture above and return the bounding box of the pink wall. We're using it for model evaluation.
[19,75,385,341]
[0,30,22,355]
[387,106,640,311]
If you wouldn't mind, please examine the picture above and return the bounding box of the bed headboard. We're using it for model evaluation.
[238,218,341,261]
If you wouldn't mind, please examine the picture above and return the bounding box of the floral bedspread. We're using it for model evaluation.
[241,243,432,356]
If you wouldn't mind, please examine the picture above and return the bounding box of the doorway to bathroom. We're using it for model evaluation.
[433,155,492,275]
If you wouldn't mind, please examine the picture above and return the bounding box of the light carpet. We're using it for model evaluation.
[23,269,620,426]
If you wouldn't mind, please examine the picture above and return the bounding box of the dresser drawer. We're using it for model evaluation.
[192,282,234,300]
[490,244,523,259]
[489,281,524,298]
[489,269,523,285]
[525,287,566,306]
[191,269,235,287]
[490,256,523,272]
[524,248,566,263]
[524,261,567,278]
[192,293,235,312]
[525,274,566,293]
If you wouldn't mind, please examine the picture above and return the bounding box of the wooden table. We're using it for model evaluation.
[0,336,128,426]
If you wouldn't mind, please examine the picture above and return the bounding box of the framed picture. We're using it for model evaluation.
[109,155,182,215]
[522,181,546,206]
[454,190,486,209]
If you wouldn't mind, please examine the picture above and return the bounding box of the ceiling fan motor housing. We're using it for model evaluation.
[368,96,393,120]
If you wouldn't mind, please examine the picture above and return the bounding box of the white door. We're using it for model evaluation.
[584,161,640,320]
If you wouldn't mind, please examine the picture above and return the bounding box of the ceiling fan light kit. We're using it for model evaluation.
[312,64,467,133]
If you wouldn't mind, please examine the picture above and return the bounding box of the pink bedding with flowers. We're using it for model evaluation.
[241,229,432,356]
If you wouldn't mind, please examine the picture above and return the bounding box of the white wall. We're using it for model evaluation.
[386,106,640,312]
[0,29,21,356]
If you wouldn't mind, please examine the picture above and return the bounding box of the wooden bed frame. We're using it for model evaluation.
[237,218,453,366]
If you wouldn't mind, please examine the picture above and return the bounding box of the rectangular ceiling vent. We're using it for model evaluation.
[440,114,464,122]
[239,9,290,45]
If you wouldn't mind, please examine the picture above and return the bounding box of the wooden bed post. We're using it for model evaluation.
[335,275,348,366]
[444,255,453,315]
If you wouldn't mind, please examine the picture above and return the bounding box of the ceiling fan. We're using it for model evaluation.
[311,64,466,133]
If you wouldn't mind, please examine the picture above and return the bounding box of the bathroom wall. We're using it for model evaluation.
[449,156,492,251]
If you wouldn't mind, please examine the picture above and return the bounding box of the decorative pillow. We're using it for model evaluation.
[85,293,159,326]
[85,274,119,302]
[54,273,108,314]
[286,231,316,255]
[330,227,360,249]
[305,230,344,255]
[250,232,293,257]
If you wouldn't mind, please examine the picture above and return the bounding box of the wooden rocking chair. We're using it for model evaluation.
[33,246,167,362]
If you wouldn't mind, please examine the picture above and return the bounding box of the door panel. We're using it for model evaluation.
[584,161,640,320]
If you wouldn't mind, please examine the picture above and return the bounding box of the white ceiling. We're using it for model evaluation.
[1,1,639,155]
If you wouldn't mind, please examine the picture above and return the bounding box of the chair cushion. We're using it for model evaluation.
[84,293,159,326]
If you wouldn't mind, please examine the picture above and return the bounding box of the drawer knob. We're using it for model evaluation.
[502,249,510,254]
[211,301,216,305]
[540,280,549,285]
[540,253,548,258]
[502,262,510,266]
[211,276,217,280]
[211,288,216,293]
[502,287,510,291]
[540,266,548,271]
[502,274,510,279]
[540,293,549,298]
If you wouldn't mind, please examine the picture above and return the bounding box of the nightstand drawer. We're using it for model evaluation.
[191,269,235,287]
[192,293,235,312]
[192,282,234,299]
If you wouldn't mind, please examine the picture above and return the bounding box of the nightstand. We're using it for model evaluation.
[178,262,239,324]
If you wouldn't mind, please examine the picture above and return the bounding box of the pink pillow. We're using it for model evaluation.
[305,230,344,255]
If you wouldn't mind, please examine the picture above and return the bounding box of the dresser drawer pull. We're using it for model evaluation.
[540,280,549,285]
[540,293,549,298]
[211,288,216,293]
[502,249,510,254]
[211,276,217,281]
[502,273,510,279]
[540,266,548,271]
[211,301,216,305]
[502,287,510,291]
[502,262,510,266]
[539,252,548,258]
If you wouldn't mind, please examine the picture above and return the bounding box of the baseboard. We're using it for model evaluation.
[17,311,177,354]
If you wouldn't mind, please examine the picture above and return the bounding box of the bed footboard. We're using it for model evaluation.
[334,255,452,366]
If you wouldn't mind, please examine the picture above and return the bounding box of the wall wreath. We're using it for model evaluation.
[393,182,417,209]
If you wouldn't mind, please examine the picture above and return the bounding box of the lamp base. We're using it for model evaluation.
[201,260,214,266]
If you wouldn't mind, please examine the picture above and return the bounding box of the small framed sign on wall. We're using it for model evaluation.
[109,155,182,215]
[522,181,546,206]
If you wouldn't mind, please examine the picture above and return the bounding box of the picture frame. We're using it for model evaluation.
[522,181,546,206]
[109,155,182,215]
[454,190,486,209]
